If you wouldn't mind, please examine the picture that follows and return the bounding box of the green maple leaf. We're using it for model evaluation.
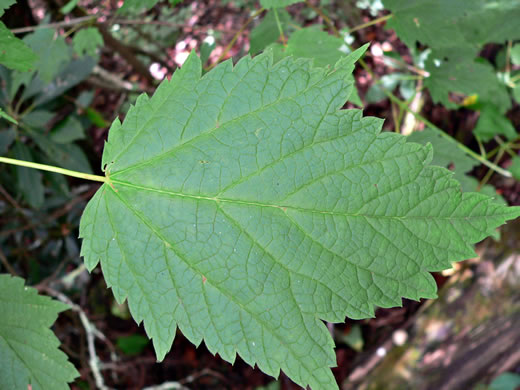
[0,274,79,390]
[80,48,520,389]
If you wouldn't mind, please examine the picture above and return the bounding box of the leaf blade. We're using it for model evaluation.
[80,50,520,389]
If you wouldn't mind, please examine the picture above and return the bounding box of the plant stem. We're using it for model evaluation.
[10,15,96,34]
[273,8,286,45]
[0,157,107,183]
[386,91,512,177]
[355,56,513,178]
[205,8,264,71]
[348,14,393,34]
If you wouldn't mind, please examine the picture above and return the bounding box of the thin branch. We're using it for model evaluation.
[354,55,513,178]
[0,248,17,276]
[348,14,393,34]
[273,8,286,45]
[42,287,114,390]
[11,16,96,34]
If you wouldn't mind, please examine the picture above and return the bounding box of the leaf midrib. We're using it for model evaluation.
[109,179,507,221]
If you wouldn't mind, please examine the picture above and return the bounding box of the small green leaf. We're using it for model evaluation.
[0,22,38,72]
[489,372,520,390]
[50,116,86,144]
[513,85,520,105]
[260,0,302,8]
[116,334,149,356]
[0,274,79,390]
[22,110,55,128]
[60,0,79,14]
[31,131,92,174]
[0,107,17,124]
[284,27,345,68]
[250,10,291,55]
[511,44,520,66]
[342,325,363,351]
[12,141,44,208]
[85,107,110,128]
[22,28,70,83]
[0,0,16,16]
[118,0,159,14]
[0,128,16,155]
[80,51,520,389]
[509,156,520,181]
[425,51,511,112]
[73,27,104,57]
[474,104,517,142]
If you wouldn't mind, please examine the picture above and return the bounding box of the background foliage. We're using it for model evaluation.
[1,0,520,389]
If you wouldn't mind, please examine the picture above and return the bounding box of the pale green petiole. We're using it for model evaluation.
[0,156,107,183]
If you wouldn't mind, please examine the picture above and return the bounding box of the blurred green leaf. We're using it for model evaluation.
[284,27,345,68]
[85,107,110,127]
[0,22,38,72]
[22,110,55,128]
[509,156,520,181]
[60,0,79,14]
[50,116,85,144]
[260,0,302,8]
[23,28,70,83]
[0,128,16,155]
[342,325,364,351]
[200,36,215,65]
[250,9,291,55]
[0,107,17,124]
[425,51,511,112]
[474,104,517,142]
[513,85,520,104]
[0,0,16,16]
[511,44,520,66]
[489,372,520,390]
[30,130,92,173]
[116,334,149,356]
[118,0,160,14]
[12,141,44,208]
[73,27,104,57]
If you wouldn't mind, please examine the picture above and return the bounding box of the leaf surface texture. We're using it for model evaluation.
[80,50,520,389]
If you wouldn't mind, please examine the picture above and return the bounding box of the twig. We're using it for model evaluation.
[10,16,96,34]
[142,382,188,390]
[205,8,264,71]
[348,14,393,34]
[92,65,139,92]
[0,248,17,276]
[273,8,286,45]
[377,54,430,77]
[354,54,513,178]
[42,287,113,390]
